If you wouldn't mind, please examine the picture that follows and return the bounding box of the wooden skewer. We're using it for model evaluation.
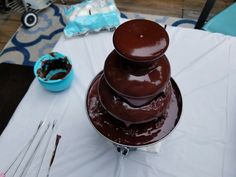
[35,120,57,177]
[18,122,51,177]
[46,134,62,177]
[0,121,44,177]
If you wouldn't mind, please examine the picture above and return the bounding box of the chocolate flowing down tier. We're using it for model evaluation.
[104,50,171,107]
[86,72,182,146]
[98,75,172,124]
[86,19,182,147]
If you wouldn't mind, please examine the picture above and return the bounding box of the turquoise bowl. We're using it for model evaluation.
[34,52,74,92]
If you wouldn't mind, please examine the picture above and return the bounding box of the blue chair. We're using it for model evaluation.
[195,0,236,36]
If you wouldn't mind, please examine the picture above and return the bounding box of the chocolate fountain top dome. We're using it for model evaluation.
[113,19,169,62]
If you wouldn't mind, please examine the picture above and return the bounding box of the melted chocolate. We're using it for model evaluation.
[86,19,182,147]
[37,57,72,80]
[104,50,171,105]
[86,72,182,146]
[113,19,169,62]
[98,74,172,123]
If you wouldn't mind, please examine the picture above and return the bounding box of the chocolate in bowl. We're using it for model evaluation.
[98,74,172,124]
[34,52,74,92]
[104,50,171,107]
[36,54,72,81]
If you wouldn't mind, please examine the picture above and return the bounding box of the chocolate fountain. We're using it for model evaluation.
[86,19,182,155]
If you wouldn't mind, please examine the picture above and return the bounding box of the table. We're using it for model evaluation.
[0,21,236,177]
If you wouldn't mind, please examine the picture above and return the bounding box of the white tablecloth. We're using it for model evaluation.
[0,22,236,177]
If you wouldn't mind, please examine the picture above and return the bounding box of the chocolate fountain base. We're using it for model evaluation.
[86,72,182,148]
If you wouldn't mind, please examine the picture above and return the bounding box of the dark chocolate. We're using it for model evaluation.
[86,73,182,146]
[113,19,169,62]
[37,57,72,80]
[86,19,182,147]
[104,50,171,106]
[98,74,172,123]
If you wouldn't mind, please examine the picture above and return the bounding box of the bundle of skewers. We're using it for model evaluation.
[0,120,61,177]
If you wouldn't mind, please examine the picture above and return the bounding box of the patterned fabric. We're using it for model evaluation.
[0,4,65,66]
[0,4,196,66]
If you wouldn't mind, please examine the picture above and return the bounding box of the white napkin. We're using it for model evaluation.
[139,142,161,153]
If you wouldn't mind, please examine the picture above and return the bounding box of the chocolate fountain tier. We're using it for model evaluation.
[113,19,169,62]
[98,74,172,124]
[104,50,171,106]
[86,72,182,147]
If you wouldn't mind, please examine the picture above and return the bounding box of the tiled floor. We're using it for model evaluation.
[0,0,234,51]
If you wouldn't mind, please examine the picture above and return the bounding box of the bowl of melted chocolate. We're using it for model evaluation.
[86,19,182,149]
[34,52,73,92]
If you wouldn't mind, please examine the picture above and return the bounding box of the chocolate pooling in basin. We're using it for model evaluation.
[86,19,182,147]
[37,55,72,81]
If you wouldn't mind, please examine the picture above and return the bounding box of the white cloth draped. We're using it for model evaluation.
[0,21,236,177]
